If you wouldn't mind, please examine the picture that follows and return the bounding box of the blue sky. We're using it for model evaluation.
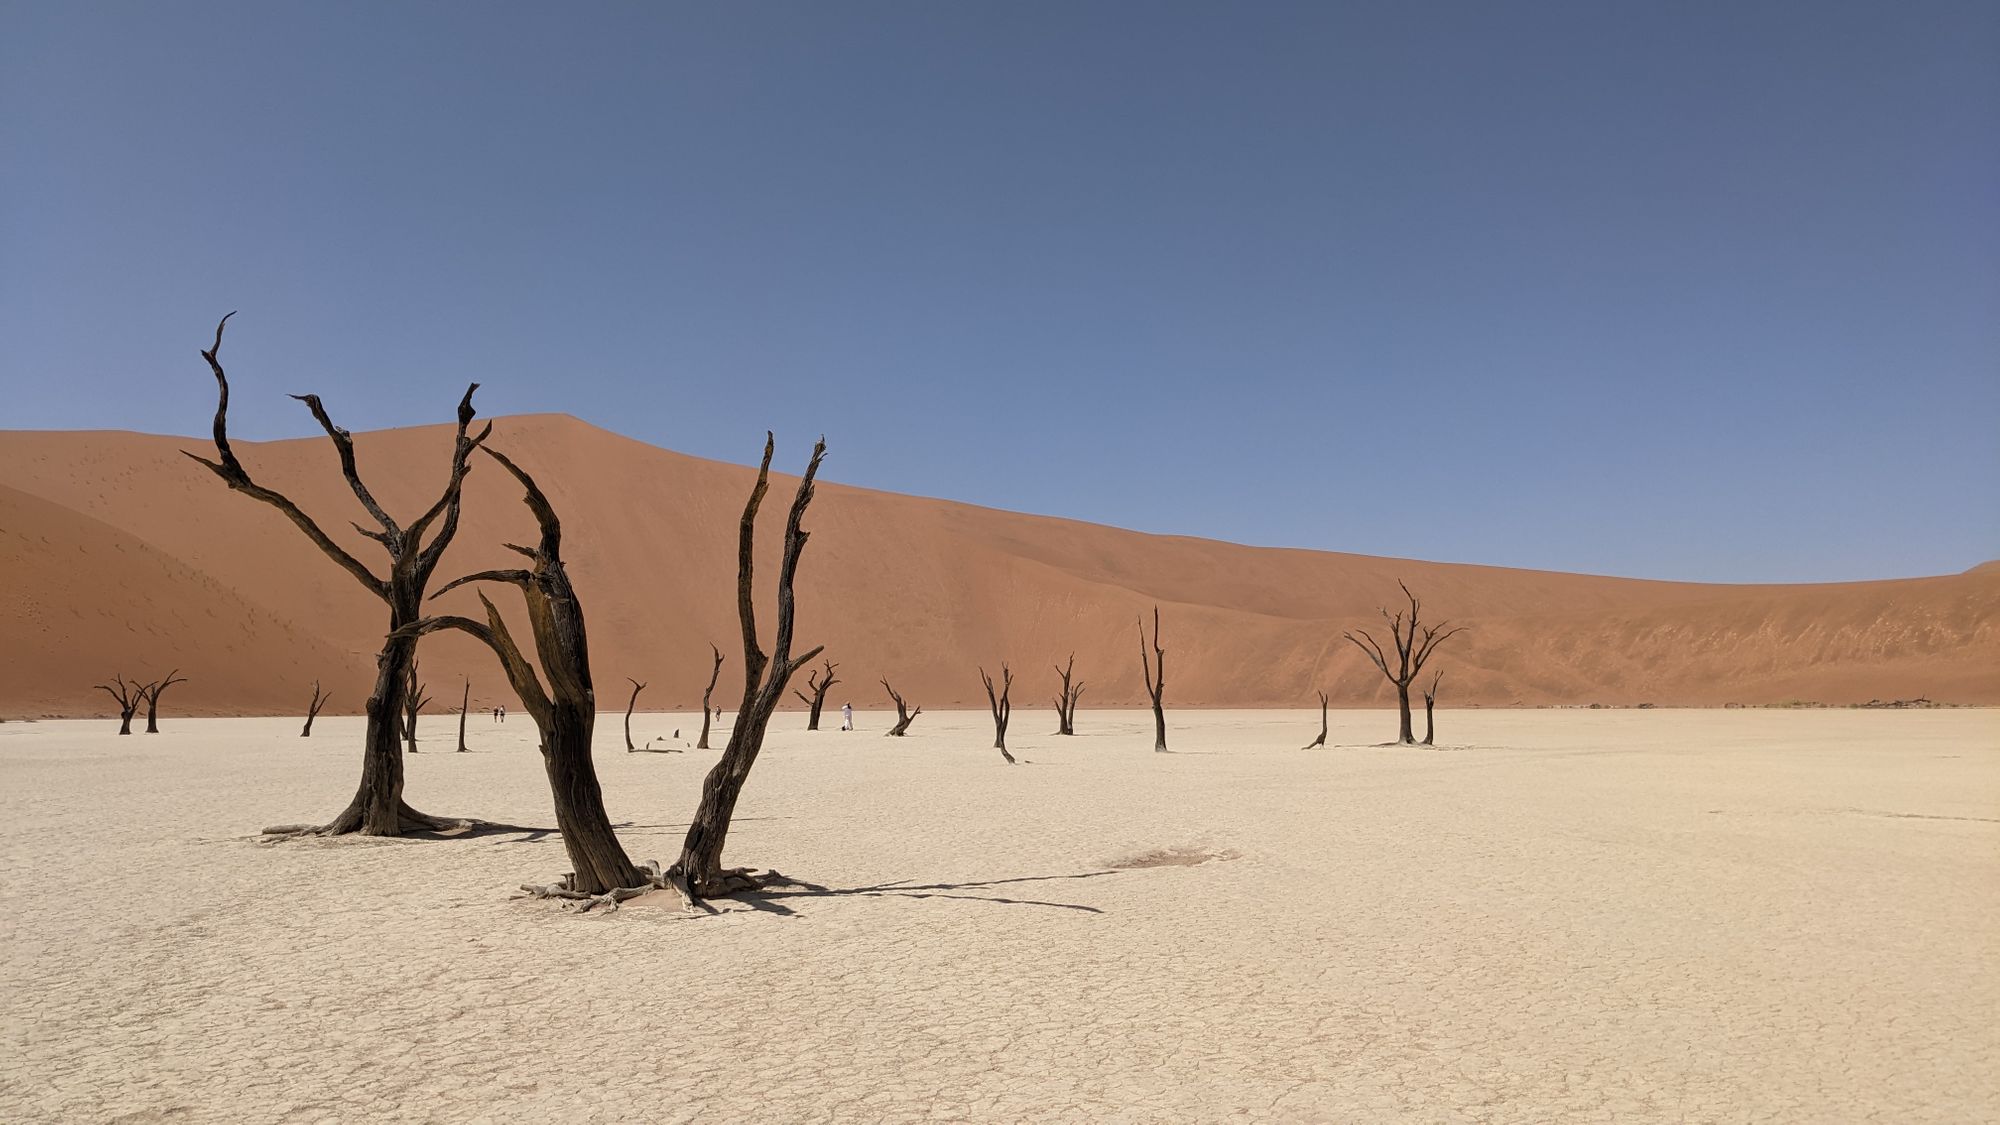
[4,2,1994,583]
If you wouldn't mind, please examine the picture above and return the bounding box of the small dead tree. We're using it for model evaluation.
[1422,671,1442,746]
[672,434,828,899]
[792,659,840,730]
[405,446,652,900]
[696,644,723,750]
[1344,581,1464,746]
[1138,606,1168,752]
[187,313,488,837]
[882,679,922,736]
[402,660,432,754]
[1302,690,1329,749]
[302,680,331,737]
[1052,653,1083,735]
[457,680,471,752]
[623,677,647,752]
[96,675,144,735]
[138,669,188,733]
[981,664,1015,763]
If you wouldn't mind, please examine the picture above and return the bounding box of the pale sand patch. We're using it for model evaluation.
[1,708,1995,1122]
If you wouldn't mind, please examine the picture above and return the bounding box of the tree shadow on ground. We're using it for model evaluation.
[723,869,1122,918]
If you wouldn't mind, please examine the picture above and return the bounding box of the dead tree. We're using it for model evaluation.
[696,644,724,749]
[137,669,188,733]
[1139,606,1168,752]
[1052,653,1083,735]
[402,660,432,754]
[671,434,828,899]
[187,313,488,837]
[96,675,144,735]
[882,679,922,736]
[623,677,646,752]
[792,659,839,730]
[457,680,471,752]
[981,664,1015,763]
[302,680,331,737]
[405,446,650,899]
[1302,690,1329,749]
[1344,581,1464,746]
[1422,671,1442,746]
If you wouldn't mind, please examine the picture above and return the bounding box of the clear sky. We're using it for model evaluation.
[4,2,1994,583]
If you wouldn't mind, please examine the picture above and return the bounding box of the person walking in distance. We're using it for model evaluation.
[840,701,854,732]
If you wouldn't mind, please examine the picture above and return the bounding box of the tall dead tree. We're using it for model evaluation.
[1422,671,1442,746]
[1343,581,1464,746]
[302,681,331,737]
[402,660,432,754]
[138,669,187,733]
[1052,653,1083,735]
[792,659,839,730]
[1302,690,1329,749]
[457,680,471,752]
[623,677,647,752]
[882,679,922,736]
[696,644,724,750]
[405,446,648,898]
[187,313,488,837]
[96,675,143,735]
[672,434,828,898]
[1138,606,1168,752]
[981,664,1015,763]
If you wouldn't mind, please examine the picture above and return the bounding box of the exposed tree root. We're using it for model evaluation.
[260,802,481,839]
[513,861,811,914]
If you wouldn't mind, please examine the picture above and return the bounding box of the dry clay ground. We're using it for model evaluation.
[1,709,1994,1123]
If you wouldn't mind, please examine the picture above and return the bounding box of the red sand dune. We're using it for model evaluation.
[3,414,1994,718]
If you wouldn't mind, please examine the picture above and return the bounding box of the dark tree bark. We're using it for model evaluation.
[623,677,646,752]
[792,659,839,730]
[406,446,647,899]
[672,434,829,899]
[696,644,723,750]
[457,680,471,752]
[1343,581,1465,746]
[1422,671,1441,746]
[302,680,331,738]
[882,679,922,736]
[138,669,187,734]
[1052,653,1083,736]
[1303,690,1329,749]
[186,313,489,837]
[1139,606,1168,752]
[96,675,143,736]
[402,660,432,754]
[981,664,1015,763]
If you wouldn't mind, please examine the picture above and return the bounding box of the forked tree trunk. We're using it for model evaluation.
[96,676,143,736]
[1052,653,1083,736]
[1303,690,1328,749]
[1139,606,1168,752]
[140,670,187,734]
[981,664,1015,763]
[697,644,723,750]
[457,680,470,752]
[402,660,432,755]
[623,677,646,751]
[302,680,330,737]
[792,660,839,731]
[882,679,922,736]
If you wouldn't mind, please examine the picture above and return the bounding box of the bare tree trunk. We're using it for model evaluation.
[96,676,142,736]
[1422,671,1440,746]
[675,435,828,898]
[302,680,330,737]
[1344,582,1466,747]
[1052,653,1082,735]
[1139,606,1167,752]
[140,669,187,734]
[792,660,839,731]
[697,644,722,750]
[882,679,922,736]
[623,677,646,752]
[981,664,1015,763]
[457,680,470,752]
[1303,690,1328,749]
[402,660,432,755]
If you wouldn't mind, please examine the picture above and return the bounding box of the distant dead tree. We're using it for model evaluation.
[404,445,653,902]
[1302,690,1329,749]
[302,680,331,738]
[188,313,488,837]
[138,669,188,733]
[1138,606,1168,752]
[981,664,1015,763]
[1422,671,1441,746]
[623,677,647,752]
[1052,653,1083,736]
[671,434,828,900]
[696,644,723,750]
[402,661,432,754]
[882,679,922,736]
[96,675,144,735]
[793,659,840,730]
[457,680,471,752]
[1344,581,1464,746]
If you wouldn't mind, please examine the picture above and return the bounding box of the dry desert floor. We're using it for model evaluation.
[2,708,1995,1123]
